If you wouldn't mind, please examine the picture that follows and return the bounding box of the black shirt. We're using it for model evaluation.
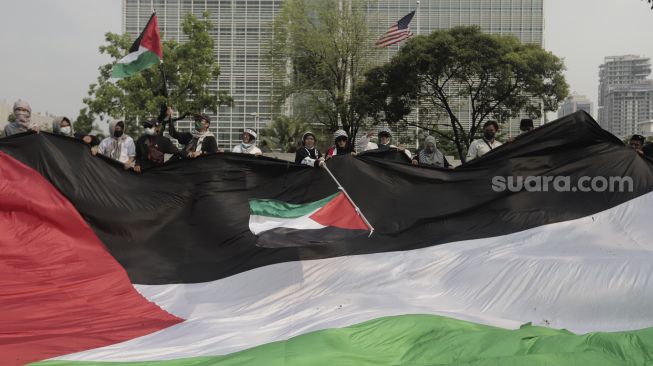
[135,134,180,170]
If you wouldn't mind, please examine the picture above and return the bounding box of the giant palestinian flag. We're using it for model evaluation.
[111,12,162,78]
[2,111,653,365]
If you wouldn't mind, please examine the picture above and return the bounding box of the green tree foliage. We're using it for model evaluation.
[356,26,569,162]
[73,108,94,135]
[83,12,232,136]
[259,115,311,153]
[7,113,15,123]
[269,0,376,142]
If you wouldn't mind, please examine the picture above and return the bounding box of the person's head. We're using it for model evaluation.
[483,120,499,140]
[53,116,72,136]
[378,128,392,145]
[194,114,211,132]
[110,120,125,138]
[143,120,161,136]
[333,129,348,149]
[519,118,534,133]
[302,132,316,148]
[424,135,436,153]
[13,99,31,124]
[242,128,257,143]
[630,134,646,150]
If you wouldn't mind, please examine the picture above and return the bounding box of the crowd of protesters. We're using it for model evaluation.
[3,99,653,173]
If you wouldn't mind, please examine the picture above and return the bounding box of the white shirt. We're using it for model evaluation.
[232,144,262,155]
[466,139,503,161]
[98,136,136,164]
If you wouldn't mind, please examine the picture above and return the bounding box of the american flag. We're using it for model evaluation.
[375,11,416,48]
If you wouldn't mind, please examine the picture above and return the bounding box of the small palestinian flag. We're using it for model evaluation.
[249,192,371,248]
[111,13,163,78]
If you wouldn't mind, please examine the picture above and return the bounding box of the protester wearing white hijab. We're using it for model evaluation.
[412,135,451,168]
[98,120,136,169]
[4,99,39,136]
[52,116,74,137]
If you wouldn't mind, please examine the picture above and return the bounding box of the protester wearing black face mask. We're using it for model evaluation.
[98,120,136,170]
[134,120,180,173]
[168,111,219,158]
[466,120,503,162]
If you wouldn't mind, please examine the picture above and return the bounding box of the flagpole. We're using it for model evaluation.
[320,164,375,237]
[415,1,420,151]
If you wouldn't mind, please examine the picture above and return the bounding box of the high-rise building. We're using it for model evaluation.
[598,55,653,138]
[124,0,281,149]
[123,0,544,147]
[366,0,544,139]
[558,94,593,119]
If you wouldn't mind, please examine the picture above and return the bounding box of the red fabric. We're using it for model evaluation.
[326,147,335,157]
[141,14,163,58]
[0,152,182,366]
[309,192,369,230]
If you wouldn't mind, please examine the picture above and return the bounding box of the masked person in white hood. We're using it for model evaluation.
[232,128,262,155]
[134,119,180,173]
[98,120,136,169]
[52,116,74,137]
[4,99,39,136]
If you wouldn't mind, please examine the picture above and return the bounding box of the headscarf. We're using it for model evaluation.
[108,120,128,160]
[418,136,445,167]
[331,129,350,155]
[13,99,32,126]
[52,116,74,136]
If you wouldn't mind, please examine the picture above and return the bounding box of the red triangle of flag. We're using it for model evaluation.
[140,14,163,58]
[309,192,369,230]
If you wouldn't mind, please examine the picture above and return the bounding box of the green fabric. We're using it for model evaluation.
[111,51,160,78]
[34,314,653,366]
[248,193,338,219]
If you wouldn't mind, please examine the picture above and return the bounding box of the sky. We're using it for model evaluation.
[1,0,653,120]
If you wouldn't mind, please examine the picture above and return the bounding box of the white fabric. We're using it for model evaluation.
[116,45,150,64]
[232,144,262,155]
[248,210,325,235]
[98,136,136,164]
[56,192,653,362]
[466,139,503,161]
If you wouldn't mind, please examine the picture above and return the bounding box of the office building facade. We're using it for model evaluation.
[124,0,543,147]
[557,94,593,119]
[598,55,653,138]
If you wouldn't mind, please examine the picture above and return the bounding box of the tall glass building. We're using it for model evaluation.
[124,0,281,149]
[123,0,543,146]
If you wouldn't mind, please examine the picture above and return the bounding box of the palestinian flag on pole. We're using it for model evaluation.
[111,13,162,78]
[2,111,653,365]
[249,192,370,248]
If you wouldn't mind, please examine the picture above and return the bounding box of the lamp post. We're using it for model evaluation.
[249,112,259,146]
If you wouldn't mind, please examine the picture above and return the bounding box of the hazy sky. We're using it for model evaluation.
[1,0,653,119]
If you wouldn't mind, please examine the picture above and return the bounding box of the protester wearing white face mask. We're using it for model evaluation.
[232,128,262,155]
[52,116,74,137]
[4,99,40,136]
[133,119,180,173]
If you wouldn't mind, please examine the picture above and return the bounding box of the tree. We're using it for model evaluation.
[83,12,232,136]
[356,26,569,162]
[259,115,311,153]
[269,0,376,142]
[7,113,15,123]
[74,108,94,135]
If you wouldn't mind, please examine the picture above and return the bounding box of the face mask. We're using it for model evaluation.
[114,130,124,138]
[144,127,156,136]
[195,121,204,131]
[14,111,30,123]
[484,131,495,140]
[60,126,71,135]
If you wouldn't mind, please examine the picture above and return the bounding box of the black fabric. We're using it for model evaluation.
[1,111,653,285]
[135,135,180,170]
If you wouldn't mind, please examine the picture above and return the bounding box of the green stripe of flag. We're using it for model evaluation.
[34,314,653,366]
[111,50,161,78]
[248,193,338,219]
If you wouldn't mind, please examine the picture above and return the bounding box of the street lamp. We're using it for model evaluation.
[249,112,259,146]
